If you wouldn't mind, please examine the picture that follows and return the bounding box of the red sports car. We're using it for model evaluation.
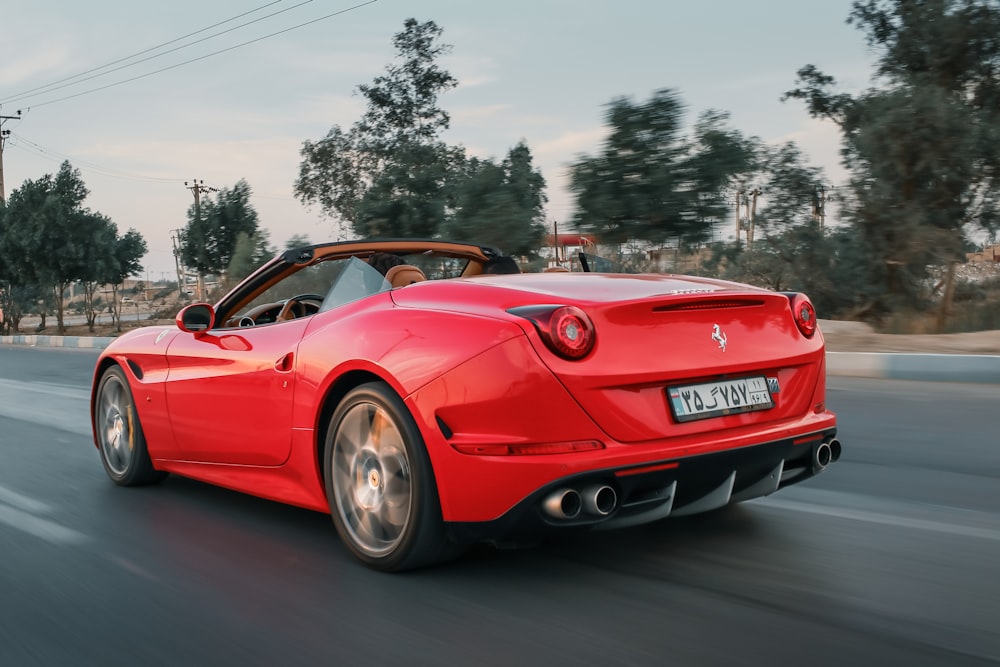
[91,239,840,571]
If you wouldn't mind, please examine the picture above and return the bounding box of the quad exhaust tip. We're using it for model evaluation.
[543,489,582,520]
[582,485,617,516]
[543,485,618,520]
[812,438,842,473]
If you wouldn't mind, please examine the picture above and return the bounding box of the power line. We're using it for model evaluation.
[0,109,23,201]
[3,0,378,110]
[9,133,181,184]
[0,1,287,104]
[10,132,310,201]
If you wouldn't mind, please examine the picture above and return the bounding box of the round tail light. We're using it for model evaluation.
[547,307,595,359]
[791,294,817,338]
[508,305,596,360]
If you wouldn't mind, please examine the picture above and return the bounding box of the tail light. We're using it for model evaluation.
[790,293,817,338]
[508,305,596,360]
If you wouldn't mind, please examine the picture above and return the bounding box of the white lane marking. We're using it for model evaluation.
[0,377,90,436]
[105,553,160,582]
[0,484,52,514]
[753,497,1000,542]
[0,377,89,400]
[0,503,87,545]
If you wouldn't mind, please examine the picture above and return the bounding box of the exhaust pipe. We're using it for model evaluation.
[543,489,582,520]
[812,441,832,473]
[582,485,617,516]
[828,438,842,463]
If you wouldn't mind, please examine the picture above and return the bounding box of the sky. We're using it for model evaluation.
[0,0,875,281]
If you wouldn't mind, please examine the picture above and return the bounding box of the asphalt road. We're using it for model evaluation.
[1,346,997,666]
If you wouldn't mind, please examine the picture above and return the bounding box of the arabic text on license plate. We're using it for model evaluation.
[668,376,774,423]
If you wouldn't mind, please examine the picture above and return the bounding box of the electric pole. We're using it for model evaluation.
[746,187,761,249]
[170,229,185,304]
[812,186,830,230]
[734,188,743,243]
[184,179,218,301]
[0,109,22,203]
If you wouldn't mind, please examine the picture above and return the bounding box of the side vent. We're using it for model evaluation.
[435,416,453,440]
[126,359,144,380]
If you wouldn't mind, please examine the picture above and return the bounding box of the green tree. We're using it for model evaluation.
[1,161,122,333]
[283,233,311,250]
[569,90,754,247]
[296,19,459,237]
[225,229,275,287]
[180,179,259,281]
[439,142,548,257]
[783,0,1000,316]
[77,212,118,332]
[104,229,148,331]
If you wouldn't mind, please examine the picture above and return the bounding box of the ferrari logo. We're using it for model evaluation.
[711,324,728,352]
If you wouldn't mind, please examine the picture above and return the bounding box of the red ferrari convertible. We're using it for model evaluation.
[91,239,840,570]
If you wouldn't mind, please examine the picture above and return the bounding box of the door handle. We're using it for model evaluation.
[274,352,294,373]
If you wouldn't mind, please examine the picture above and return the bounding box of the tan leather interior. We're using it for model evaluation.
[385,264,428,288]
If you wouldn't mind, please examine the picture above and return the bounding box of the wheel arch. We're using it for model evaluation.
[314,369,389,487]
[90,355,129,446]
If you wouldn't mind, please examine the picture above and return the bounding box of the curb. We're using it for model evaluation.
[3,335,999,384]
[826,352,1000,384]
[1,334,115,349]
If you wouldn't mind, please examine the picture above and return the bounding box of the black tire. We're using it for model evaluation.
[324,381,456,571]
[93,366,167,486]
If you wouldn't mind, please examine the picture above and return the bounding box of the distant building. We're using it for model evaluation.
[966,245,1000,263]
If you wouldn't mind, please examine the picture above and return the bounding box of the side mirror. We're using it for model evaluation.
[176,303,215,333]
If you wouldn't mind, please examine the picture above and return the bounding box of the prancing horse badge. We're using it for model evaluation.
[711,324,728,352]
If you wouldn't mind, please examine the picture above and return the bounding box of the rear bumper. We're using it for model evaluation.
[445,429,840,545]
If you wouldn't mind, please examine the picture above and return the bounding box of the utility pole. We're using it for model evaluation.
[734,189,743,244]
[184,179,218,301]
[812,186,830,230]
[0,109,22,203]
[746,187,761,249]
[170,229,185,304]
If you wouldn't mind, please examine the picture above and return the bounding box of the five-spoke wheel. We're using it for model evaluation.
[94,366,166,486]
[324,382,454,571]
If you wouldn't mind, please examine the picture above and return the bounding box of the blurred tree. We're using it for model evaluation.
[440,142,548,257]
[569,90,754,247]
[180,179,259,282]
[0,162,124,333]
[749,142,827,235]
[76,212,118,332]
[103,229,148,331]
[295,19,459,237]
[225,229,275,287]
[784,0,1000,316]
[283,233,311,250]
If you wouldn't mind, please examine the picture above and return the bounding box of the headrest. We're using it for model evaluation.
[543,266,570,272]
[385,264,427,288]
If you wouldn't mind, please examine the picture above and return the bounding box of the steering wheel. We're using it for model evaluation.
[276,293,324,322]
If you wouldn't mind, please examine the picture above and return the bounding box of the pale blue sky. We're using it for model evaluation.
[0,0,872,278]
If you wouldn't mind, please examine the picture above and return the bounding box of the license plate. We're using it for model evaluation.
[667,376,774,423]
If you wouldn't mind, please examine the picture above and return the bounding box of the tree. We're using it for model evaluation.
[569,90,754,247]
[0,161,121,333]
[296,19,459,237]
[104,229,148,331]
[783,0,1000,316]
[225,229,275,288]
[283,233,311,250]
[439,142,548,257]
[180,179,259,282]
[77,212,118,332]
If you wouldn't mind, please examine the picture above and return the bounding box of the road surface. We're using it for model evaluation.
[0,345,997,666]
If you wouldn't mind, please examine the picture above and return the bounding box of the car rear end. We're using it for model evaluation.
[397,273,839,541]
